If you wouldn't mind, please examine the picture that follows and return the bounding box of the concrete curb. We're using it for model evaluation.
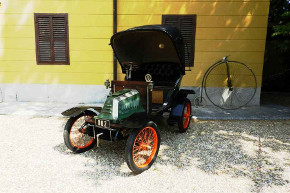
[0,102,289,120]
[192,105,290,120]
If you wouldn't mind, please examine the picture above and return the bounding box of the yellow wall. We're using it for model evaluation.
[0,0,269,87]
[117,0,270,87]
[0,0,114,85]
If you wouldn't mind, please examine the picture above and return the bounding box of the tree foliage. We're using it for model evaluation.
[262,0,290,92]
[268,0,290,52]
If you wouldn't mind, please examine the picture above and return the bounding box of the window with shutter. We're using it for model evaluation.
[162,15,196,67]
[34,13,70,65]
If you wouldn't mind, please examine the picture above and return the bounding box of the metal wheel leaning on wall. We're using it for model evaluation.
[194,56,257,110]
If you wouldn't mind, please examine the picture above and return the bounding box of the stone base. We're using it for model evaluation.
[182,86,261,106]
[0,83,260,106]
[0,83,109,103]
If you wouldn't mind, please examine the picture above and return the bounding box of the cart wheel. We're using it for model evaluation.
[125,122,161,174]
[63,112,97,153]
[178,99,192,133]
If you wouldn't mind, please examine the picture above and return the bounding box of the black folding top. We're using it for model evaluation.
[110,25,186,81]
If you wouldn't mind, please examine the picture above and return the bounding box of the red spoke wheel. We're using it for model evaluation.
[125,121,161,174]
[178,98,192,133]
[63,112,97,153]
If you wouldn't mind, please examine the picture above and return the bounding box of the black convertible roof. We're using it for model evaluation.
[110,25,186,75]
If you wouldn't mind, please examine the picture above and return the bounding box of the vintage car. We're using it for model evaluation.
[62,25,195,174]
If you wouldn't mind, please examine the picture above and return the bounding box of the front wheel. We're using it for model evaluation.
[125,122,161,174]
[63,112,97,153]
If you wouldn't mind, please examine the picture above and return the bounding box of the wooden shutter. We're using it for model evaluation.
[162,15,196,67]
[35,13,69,65]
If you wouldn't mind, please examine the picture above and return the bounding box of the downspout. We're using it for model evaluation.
[113,0,117,80]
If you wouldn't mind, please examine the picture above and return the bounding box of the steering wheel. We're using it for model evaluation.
[122,61,138,69]
[122,61,139,80]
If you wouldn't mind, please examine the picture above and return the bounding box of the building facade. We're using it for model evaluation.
[0,0,269,104]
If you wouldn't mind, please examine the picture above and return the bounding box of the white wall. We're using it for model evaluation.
[0,83,110,103]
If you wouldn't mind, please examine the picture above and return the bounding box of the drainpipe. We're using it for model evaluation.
[113,0,117,80]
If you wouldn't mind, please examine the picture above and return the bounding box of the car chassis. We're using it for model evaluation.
[62,25,195,174]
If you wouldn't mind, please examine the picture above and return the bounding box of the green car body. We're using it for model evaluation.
[95,89,145,123]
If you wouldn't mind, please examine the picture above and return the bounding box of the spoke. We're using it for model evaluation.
[140,154,149,159]
[143,130,148,142]
[81,135,85,146]
[147,135,153,142]
[147,130,153,141]
[141,131,147,144]
[133,149,141,154]
[74,134,81,144]
[134,153,148,165]
[77,134,82,147]
[148,140,153,146]
[133,146,142,152]
[133,154,140,162]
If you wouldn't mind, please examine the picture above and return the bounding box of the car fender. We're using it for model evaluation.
[171,102,184,118]
[61,106,102,117]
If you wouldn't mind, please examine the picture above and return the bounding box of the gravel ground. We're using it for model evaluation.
[0,115,289,193]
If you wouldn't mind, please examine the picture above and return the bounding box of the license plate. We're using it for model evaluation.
[95,119,110,129]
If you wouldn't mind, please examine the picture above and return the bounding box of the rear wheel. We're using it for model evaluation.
[125,122,161,174]
[178,99,192,133]
[63,112,97,153]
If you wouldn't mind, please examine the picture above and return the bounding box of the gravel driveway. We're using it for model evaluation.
[0,115,289,193]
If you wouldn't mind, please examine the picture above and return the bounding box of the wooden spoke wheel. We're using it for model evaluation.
[63,112,97,153]
[178,98,192,133]
[125,122,161,174]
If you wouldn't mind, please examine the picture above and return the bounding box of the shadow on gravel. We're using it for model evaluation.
[54,138,134,180]
[155,118,290,192]
[54,118,290,192]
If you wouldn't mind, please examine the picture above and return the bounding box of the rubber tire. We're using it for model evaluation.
[125,121,161,174]
[63,111,97,153]
[178,98,192,133]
